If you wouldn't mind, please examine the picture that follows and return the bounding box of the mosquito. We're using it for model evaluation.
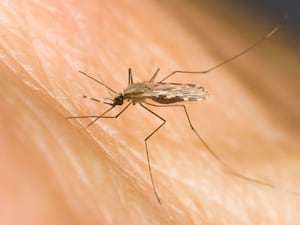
[67,17,297,204]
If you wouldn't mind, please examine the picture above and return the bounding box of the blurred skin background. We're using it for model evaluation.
[0,0,300,225]
[234,0,300,31]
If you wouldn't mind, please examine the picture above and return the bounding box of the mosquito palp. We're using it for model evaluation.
[66,17,298,204]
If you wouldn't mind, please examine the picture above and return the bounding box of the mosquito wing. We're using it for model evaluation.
[123,82,209,104]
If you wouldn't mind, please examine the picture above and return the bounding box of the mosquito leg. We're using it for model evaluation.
[100,102,132,118]
[128,68,133,85]
[144,102,227,165]
[66,102,132,128]
[66,105,115,120]
[149,68,160,82]
[85,102,132,127]
[159,18,286,83]
[143,102,298,194]
[139,103,166,204]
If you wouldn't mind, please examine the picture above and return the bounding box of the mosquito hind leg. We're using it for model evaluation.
[143,102,287,192]
[144,102,223,161]
[139,103,166,204]
[159,18,285,83]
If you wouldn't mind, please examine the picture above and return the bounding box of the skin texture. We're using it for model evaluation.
[1,0,300,224]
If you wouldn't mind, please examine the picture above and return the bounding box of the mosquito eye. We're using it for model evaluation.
[113,95,123,105]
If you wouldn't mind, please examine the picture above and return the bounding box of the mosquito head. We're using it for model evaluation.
[112,93,124,106]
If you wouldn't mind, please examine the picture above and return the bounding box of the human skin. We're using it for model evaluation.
[1,0,300,224]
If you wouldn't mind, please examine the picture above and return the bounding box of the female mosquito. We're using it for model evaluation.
[67,18,297,204]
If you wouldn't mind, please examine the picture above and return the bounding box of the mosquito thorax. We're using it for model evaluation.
[113,93,124,106]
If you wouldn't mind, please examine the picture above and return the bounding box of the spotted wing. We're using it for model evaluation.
[142,82,209,104]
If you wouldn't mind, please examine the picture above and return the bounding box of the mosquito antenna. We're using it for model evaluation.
[78,71,118,94]
[160,16,287,82]
[95,73,115,99]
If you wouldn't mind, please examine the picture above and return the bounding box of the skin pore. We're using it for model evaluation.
[1,0,300,224]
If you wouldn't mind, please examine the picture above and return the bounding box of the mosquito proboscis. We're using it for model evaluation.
[67,17,298,204]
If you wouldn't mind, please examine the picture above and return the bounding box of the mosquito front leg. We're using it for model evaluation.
[66,105,115,121]
[139,103,166,204]
[66,102,132,128]
[87,103,131,127]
